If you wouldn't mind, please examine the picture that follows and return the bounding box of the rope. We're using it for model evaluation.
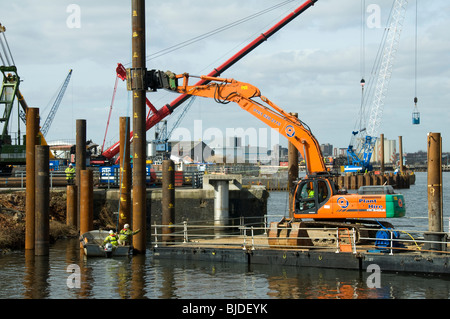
[399,230,421,250]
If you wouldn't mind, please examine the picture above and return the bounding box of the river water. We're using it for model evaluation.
[1,172,450,300]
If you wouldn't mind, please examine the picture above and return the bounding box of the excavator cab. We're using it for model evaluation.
[294,178,332,216]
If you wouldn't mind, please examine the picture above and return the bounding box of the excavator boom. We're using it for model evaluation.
[170,73,326,174]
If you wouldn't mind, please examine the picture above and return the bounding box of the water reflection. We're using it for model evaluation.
[255,265,386,299]
[251,263,450,299]
[3,172,450,299]
[3,239,450,299]
[78,249,147,298]
[0,233,449,298]
[23,251,50,299]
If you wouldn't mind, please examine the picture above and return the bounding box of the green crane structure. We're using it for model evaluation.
[0,23,56,174]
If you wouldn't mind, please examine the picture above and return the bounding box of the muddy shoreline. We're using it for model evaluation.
[0,190,114,252]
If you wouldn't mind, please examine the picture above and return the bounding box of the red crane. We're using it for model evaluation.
[101,0,318,160]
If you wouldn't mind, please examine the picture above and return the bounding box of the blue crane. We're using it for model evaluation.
[346,0,408,172]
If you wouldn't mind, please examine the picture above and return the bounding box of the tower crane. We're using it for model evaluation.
[150,96,197,161]
[346,0,408,172]
[41,69,72,137]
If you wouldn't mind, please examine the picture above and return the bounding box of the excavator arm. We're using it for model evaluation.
[160,72,327,174]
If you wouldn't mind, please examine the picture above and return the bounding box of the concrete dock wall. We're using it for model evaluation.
[96,186,269,226]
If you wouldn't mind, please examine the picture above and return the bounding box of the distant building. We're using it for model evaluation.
[336,148,347,157]
[169,141,214,163]
[320,143,333,157]
[209,137,243,163]
[209,136,280,164]
[404,150,427,165]
[271,144,288,163]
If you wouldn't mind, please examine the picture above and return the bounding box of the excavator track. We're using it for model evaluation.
[268,218,393,249]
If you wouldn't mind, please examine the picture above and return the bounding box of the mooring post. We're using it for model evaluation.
[66,184,77,227]
[79,169,93,245]
[35,145,49,256]
[130,0,147,254]
[428,132,443,232]
[76,119,86,230]
[162,159,175,244]
[119,116,131,229]
[25,107,39,250]
[425,132,446,252]
[399,136,404,174]
[213,179,230,238]
[288,112,299,218]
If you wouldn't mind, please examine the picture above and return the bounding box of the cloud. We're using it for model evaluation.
[0,0,449,154]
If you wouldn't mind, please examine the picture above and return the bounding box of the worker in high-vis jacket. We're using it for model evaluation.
[65,163,75,185]
[118,224,140,246]
[103,230,118,246]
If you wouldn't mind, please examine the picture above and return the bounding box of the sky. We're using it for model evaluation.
[0,0,449,155]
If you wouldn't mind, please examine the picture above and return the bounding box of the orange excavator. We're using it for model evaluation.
[142,70,406,246]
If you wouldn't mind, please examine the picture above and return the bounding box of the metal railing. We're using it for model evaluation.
[152,216,266,248]
[151,217,450,255]
[12,170,68,189]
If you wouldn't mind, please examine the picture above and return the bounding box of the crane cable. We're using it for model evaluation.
[101,75,119,154]
[413,0,418,113]
[0,25,15,66]
[358,0,366,139]
[360,0,366,86]
[349,0,367,151]
[146,0,297,62]
[121,0,298,66]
